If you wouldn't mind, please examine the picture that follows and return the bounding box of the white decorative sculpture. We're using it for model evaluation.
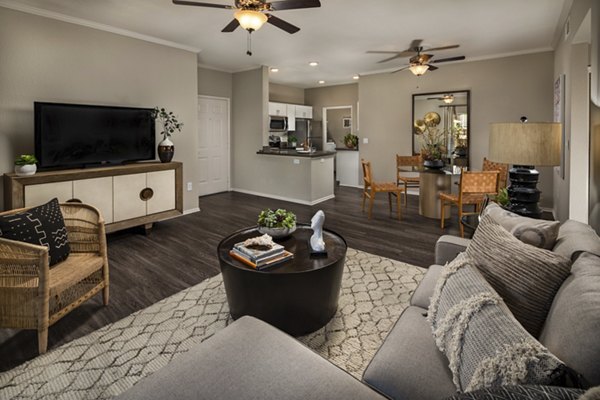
[310,210,326,252]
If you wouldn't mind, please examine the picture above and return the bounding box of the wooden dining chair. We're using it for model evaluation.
[482,157,509,190]
[361,159,405,220]
[396,154,422,207]
[439,170,499,237]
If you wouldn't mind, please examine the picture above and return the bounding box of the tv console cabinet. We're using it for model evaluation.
[3,162,183,233]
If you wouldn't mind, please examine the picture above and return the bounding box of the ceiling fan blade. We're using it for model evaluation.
[266,14,300,34]
[366,50,404,54]
[408,39,423,51]
[269,0,321,11]
[172,0,233,9]
[391,66,410,74]
[425,44,459,52]
[377,54,405,63]
[221,18,240,32]
[432,55,466,63]
[427,64,439,71]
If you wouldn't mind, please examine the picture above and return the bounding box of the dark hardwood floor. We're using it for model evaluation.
[0,186,461,372]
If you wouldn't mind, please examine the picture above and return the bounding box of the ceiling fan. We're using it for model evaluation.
[367,39,465,76]
[172,0,320,34]
[428,94,455,104]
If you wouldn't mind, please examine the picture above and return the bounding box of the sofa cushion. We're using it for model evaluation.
[435,235,471,265]
[539,252,600,387]
[116,316,385,400]
[362,306,456,400]
[428,254,565,392]
[466,215,572,337]
[552,220,600,261]
[482,203,560,249]
[410,264,443,309]
[444,385,585,400]
[0,198,70,266]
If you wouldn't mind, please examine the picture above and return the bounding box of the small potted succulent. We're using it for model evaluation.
[14,154,38,176]
[152,107,184,163]
[257,208,297,239]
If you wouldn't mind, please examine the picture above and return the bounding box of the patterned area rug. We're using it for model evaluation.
[0,248,425,399]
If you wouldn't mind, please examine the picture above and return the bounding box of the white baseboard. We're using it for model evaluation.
[339,183,363,189]
[184,207,200,215]
[231,188,335,206]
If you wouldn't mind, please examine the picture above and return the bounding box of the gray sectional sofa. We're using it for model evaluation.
[117,218,600,400]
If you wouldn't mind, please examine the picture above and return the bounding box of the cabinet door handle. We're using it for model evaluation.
[140,188,154,201]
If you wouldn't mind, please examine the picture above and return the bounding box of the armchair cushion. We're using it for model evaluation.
[0,198,70,266]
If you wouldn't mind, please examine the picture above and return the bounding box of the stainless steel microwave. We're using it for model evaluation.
[269,116,288,132]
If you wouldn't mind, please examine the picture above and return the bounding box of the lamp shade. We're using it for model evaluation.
[235,9,268,31]
[489,122,561,166]
[409,64,429,76]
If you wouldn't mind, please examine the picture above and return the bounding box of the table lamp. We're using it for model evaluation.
[488,122,561,218]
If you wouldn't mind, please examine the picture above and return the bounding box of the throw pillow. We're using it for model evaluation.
[465,215,571,337]
[0,198,70,266]
[428,255,566,392]
[482,203,560,249]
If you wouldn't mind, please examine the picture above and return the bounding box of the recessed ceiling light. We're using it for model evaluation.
[318,80,325,84]
[270,67,279,72]
[309,61,319,67]
[353,75,360,80]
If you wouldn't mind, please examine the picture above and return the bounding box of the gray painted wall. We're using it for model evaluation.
[269,83,304,104]
[0,8,199,212]
[198,67,232,99]
[327,108,352,146]
[359,52,555,208]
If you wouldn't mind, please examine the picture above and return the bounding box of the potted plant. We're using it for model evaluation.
[343,133,358,149]
[153,107,184,163]
[416,115,446,168]
[257,208,297,238]
[287,134,298,148]
[14,154,38,176]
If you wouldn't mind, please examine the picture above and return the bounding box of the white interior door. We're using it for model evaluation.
[198,96,229,196]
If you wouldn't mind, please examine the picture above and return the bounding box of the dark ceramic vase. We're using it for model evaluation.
[158,136,174,163]
[423,159,444,169]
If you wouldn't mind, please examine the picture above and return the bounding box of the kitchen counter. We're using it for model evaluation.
[335,147,359,152]
[257,148,335,158]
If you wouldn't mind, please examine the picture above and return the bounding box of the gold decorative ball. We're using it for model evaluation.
[413,119,426,135]
[424,112,441,127]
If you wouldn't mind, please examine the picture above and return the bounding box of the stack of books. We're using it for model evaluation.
[229,240,293,270]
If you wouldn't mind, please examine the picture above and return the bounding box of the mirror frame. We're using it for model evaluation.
[411,90,471,167]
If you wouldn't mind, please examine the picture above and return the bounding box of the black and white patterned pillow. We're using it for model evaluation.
[444,384,584,400]
[0,198,70,266]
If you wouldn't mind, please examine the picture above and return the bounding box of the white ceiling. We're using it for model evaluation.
[1,0,567,88]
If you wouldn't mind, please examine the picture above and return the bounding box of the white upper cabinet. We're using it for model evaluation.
[286,104,296,131]
[295,105,313,119]
[268,102,287,116]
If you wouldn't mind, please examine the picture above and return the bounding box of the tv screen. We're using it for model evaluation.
[34,102,155,169]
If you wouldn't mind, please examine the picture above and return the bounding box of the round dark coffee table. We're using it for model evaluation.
[217,224,347,336]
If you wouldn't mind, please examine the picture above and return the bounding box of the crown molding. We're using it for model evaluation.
[0,0,201,53]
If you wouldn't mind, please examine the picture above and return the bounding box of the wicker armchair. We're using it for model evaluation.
[0,203,109,354]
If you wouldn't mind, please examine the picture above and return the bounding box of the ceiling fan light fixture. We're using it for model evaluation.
[409,64,429,76]
[235,9,268,31]
[443,95,454,104]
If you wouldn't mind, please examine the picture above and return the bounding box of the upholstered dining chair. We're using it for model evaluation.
[0,202,109,354]
[439,170,499,237]
[482,157,509,190]
[361,159,405,220]
[396,154,422,207]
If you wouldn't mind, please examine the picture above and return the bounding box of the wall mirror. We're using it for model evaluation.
[412,90,470,167]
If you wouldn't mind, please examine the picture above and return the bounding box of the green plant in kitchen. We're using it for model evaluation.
[287,134,298,146]
[152,107,184,140]
[258,209,296,229]
[344,133,358,149]
[14,154,38,166]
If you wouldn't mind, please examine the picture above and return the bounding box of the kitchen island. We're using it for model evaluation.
[239,147,335,205]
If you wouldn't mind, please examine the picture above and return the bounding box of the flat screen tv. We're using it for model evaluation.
[34,102,155,169]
